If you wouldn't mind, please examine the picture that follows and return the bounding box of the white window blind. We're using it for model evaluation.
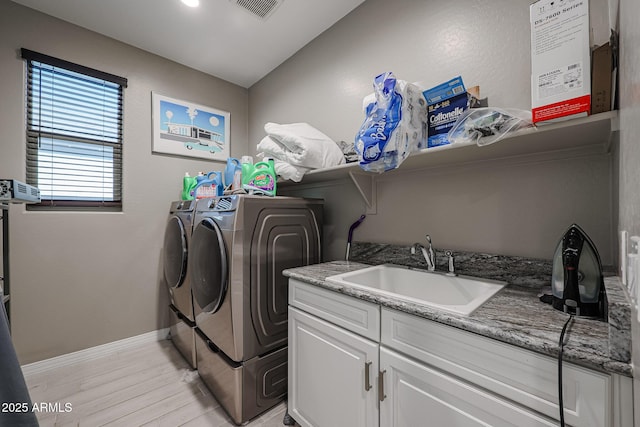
[22,49,127,209]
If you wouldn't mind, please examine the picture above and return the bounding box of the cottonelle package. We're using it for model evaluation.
[355,72,428,173]
[530,0,591,124]
[423,76,468,148]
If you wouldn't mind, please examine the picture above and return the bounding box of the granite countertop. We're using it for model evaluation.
[283,243,633,377]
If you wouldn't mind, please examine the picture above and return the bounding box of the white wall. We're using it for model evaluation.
[0,0,249,363]
[249,0,615,263]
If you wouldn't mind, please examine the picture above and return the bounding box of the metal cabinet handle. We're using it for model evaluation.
[364,361,372,391]
[378,370,386,401]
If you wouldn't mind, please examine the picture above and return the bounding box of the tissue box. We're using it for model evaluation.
[423,76,468,148]
[530,0,591,124]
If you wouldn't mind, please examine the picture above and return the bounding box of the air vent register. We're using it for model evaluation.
[231,0,283,20]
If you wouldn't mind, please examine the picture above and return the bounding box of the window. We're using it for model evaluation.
[22,49,127,209]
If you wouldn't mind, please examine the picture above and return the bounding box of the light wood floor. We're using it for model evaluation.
[24,339,294,427]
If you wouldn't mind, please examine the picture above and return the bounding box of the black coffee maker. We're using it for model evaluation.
[551,224,607,319]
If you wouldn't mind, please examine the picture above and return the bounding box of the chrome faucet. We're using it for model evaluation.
[411,234,435,271]
[445,250,456,276]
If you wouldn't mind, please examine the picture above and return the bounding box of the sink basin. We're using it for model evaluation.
[326,264,506,316]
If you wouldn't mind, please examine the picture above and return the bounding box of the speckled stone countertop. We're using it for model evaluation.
[283,242,633,377]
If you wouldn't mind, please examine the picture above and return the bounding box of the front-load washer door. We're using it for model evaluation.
[163,216,188,290]
[190,217,228,314]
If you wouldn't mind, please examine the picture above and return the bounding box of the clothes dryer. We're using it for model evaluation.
[189,194,322,424]
[163,199,196,369]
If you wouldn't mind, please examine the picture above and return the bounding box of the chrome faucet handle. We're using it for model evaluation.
[445,250,456,276]
[425,235,435,271]
[410,243,421,254]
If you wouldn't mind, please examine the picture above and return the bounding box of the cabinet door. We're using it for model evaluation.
[289,307,379,427]
[379,347,557,427]
[381,308,613,426]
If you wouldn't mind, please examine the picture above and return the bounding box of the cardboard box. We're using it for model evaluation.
[591,42,613,114]
[530,0,591,124]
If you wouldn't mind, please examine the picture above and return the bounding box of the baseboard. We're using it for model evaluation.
[21,328,170,377]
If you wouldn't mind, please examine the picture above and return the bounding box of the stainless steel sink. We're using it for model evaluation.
[326,264,506,315]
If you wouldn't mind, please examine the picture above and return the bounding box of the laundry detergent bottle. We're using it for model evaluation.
[193,171,223,199]
[224,157,241,189]
[245,158,277,196]
[241,156,254,187]
[181,172,197,200]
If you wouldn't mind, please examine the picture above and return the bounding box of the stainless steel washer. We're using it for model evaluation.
[189,194,322,424]
[163,199,196,369]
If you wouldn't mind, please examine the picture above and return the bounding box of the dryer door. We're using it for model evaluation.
[250,207,321,352]
[163,216,188,290]
[190,217,228,314]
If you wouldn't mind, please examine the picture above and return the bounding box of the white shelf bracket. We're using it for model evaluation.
[610,114,620,132]
[348,171,377,215]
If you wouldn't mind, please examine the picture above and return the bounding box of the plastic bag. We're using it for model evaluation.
[447,107,533,147]
[355,72,427,172]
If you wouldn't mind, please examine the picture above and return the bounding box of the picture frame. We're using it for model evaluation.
[151,92,230,161]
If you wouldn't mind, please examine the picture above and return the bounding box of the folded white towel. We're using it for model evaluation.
[258,135,290,159]
[263,122,345,169]
[272,159,311,182]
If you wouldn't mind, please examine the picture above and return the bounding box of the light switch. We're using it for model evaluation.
[620,230,627,287]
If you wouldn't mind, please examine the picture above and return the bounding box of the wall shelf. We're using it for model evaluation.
[278,111,619,210]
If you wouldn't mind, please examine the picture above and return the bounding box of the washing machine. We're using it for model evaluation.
[163,199,196,369]
[189,194,322,425]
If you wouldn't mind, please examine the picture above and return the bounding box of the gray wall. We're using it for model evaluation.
[0,0,249,364]
[2,0,636,370]
[250,0,639,421]
[618,0,640,422]
[249,0,615,263]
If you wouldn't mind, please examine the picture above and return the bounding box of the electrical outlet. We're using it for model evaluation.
[628,235,640,321]
[621,230,628,287]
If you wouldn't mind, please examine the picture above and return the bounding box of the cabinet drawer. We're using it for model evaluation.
[381,308,610,427]
[289,279,380,341]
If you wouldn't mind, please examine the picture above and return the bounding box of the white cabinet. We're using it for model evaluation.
[288,307,379,427]
[288,279,634,427]
[380,308,622,427]
[288,279,381,427]
[379,347,557,427]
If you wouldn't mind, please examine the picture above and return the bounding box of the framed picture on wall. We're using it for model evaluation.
[152,92,230,161]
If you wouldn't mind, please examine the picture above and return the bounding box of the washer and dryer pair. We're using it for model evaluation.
[163,194,323,425]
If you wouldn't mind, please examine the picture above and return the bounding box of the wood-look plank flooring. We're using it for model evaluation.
[23,339,295,427]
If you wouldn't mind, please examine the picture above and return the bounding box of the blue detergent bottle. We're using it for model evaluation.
[224,158,241,189]
[190,172,207,199]
[212,171,224,196]
[193,171,223,199]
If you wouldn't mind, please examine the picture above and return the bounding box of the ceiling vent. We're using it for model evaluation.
[231,0,283,20]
